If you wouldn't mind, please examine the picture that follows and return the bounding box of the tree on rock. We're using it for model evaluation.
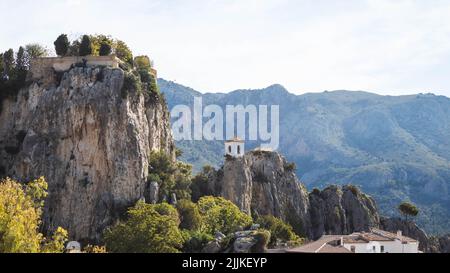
[114,40,133,65]
[54,34,70,56]
[398,201,419,222]
[99,42,112,56]
[79,35,92,56]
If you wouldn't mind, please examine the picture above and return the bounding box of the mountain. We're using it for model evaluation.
[158,78,450,235]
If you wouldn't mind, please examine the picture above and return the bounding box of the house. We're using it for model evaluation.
[225,137,245,157]
[287,229,419,253]
[342,229,419,253]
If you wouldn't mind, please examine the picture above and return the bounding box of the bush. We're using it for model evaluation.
[104,201,184,253]
[54,34,69,56]
[256,215,302,248]
[251,229,271,253]
[198,196,252,235]
[176,199,202,231]
[346,185,360,196]
[79,35,92,56]
[121,72,141,98]
[181,230,213,253]
[284,162,296,172]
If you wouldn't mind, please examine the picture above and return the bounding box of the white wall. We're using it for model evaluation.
[344,240,419,253]
[225,142,244,157]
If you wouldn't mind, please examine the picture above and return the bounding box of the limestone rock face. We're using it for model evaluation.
[309,186,380,240]
[209,151,380,239]
[0,67,174,241]
[217,151,311,236]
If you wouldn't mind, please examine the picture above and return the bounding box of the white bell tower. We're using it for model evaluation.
[225,137,244,157]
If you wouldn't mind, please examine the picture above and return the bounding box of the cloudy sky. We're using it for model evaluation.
[2,0,450,96]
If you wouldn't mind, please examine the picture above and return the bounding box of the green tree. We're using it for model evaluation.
[25,44,49,59]
[54,34,70,56]
[67,40,80,56]
[79,35,92,56]
[99,42,112,56]
[104,201,184,253]
[134,55,152,70]
[90,35,113,56]
[0,177,68,253]
[198,196,252,235]
[191,166,214,202]
[148,151,192,201]
[114,40,133,65]
[256,215,302,247]
[176,199,202,231]
[2,49,15,76]
[398,201,419,222]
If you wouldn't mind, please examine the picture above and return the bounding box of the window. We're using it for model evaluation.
[228,146,232,153]
[372,246,376,252]
[351,246,356,253]
[237,145,241,154]
[381,246,385,253]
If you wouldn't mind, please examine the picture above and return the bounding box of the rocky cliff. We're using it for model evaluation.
[0,66,174,242]
[205,151,380,239]
[309,185,379,240]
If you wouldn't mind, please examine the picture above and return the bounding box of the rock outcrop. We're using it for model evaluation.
[218,151,311,236]
[0,66,174,241]
[380,217,450,253]
[309,185,380,240]
[207,151,379,238]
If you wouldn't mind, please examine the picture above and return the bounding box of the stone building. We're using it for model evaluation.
[225,137,244,157]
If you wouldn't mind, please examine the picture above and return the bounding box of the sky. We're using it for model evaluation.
[1,0,450,96]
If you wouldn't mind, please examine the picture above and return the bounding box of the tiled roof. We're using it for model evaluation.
[286,235,343,253]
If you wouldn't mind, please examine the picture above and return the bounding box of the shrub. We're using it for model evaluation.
[284,162,296,172]
[198,196,252,235]
[256,215,302,247]
[134,55,152,70]
[251,229,271,253]
[181,230,213,253]
[104,201,184,253]
[346,185,360,196]
[121,72,141,98]
[176,199,202,231]
[54,34,69,56]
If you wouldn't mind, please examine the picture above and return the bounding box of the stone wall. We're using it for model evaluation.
[30,55,121,80]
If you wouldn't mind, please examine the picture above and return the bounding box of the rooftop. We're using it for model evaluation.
[286,235,351,253]
[225,137,244,143]
[286,229,417,253]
